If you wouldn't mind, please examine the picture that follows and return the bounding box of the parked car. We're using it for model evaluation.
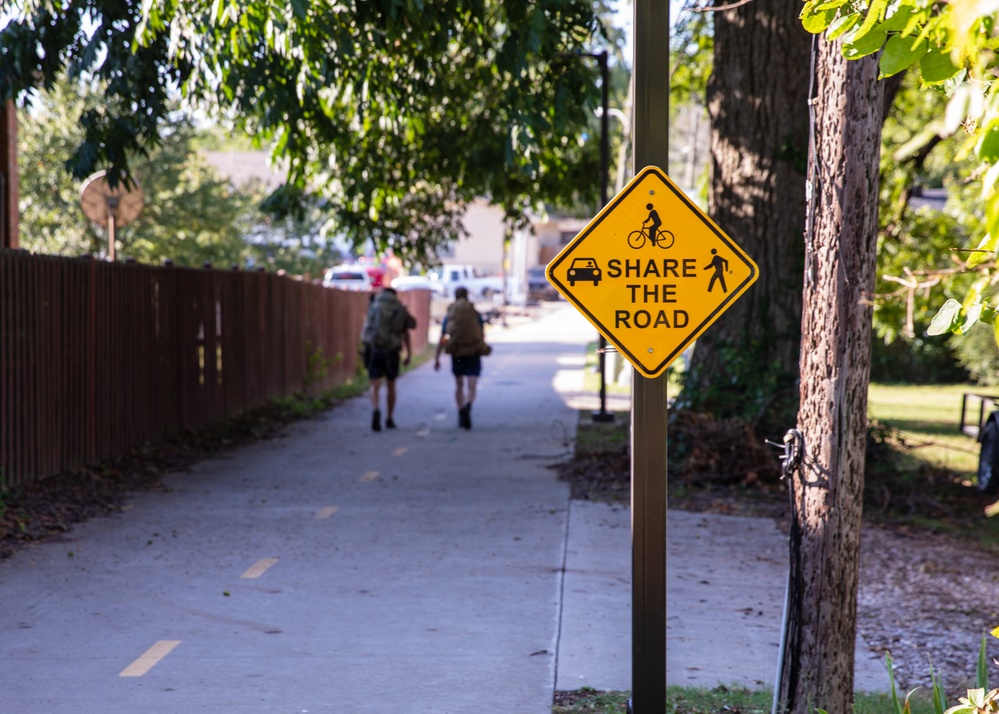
[323,266,372,291]
[527,265,558,301]
[391,274,440,294]
[428,264,505,299]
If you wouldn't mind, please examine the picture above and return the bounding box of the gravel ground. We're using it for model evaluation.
[858,524,999,697]
[555,439,999,700]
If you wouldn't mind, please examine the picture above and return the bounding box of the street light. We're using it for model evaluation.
[580,50,615,424]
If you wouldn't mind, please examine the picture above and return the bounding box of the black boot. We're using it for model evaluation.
[459,404,472,430]
[372,409,382,432]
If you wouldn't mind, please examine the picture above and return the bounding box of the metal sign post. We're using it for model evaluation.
[631,3,668,710]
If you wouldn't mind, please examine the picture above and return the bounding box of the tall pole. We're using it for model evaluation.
[592,50,613,423]
[0,100,19,249]
[107,206,117,262]
[630,1,668,712]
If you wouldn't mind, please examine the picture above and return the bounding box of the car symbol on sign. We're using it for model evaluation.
[568,257,601,287]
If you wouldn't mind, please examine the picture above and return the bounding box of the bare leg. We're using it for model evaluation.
[454,376,465,409]
[386,380,397,420]
[466,376,478,408]
[369,377,384,431]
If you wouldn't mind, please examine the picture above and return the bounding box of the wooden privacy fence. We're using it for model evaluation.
[0,250,430,488]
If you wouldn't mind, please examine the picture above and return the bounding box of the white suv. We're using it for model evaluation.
[323,266,372,291]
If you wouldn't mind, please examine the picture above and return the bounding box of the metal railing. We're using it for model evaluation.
[0,250,430,487]
[959,392,999,440]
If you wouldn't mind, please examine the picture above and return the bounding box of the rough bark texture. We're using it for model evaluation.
[686,0,811,429]
[776,42,883,714]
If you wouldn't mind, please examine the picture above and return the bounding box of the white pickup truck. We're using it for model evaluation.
[428,264,505,300]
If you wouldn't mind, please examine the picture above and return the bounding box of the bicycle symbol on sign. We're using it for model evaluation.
[628,202,675,250]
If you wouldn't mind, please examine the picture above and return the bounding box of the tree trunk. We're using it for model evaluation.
[776,40,883,714]
[684,0,811,431]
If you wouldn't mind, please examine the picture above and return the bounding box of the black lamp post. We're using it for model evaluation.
[582,50,615,424]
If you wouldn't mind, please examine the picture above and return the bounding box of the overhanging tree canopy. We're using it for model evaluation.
[1,1,616,265]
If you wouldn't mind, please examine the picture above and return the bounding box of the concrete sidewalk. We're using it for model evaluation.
[0,303,887,713]
[557,504,888,694]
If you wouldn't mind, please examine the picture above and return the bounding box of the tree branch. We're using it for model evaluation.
[690,0,755,13]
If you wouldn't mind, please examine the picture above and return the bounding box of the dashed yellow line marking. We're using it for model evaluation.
[360,470,379,482]
[314,505,339,520]
[119,640,180,677]
[393,447,408,457]
[241,557,279,579]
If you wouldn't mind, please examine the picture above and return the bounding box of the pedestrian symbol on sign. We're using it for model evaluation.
[705,249,730,293]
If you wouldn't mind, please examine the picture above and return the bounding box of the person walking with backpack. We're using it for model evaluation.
[361,288,416,431]
[434,286,489,430]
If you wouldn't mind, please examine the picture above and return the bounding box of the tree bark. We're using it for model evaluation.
[685,0,811,429]
[776,39,883,714]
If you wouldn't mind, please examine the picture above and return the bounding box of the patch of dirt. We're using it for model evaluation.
[553,446,631,504]
[553,409,999,698]
[859,524,999,697]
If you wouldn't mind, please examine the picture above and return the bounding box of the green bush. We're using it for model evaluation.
[952,323,999,386]
[870,331,968,384]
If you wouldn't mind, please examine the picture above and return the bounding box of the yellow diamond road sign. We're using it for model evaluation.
[546,166,758,379]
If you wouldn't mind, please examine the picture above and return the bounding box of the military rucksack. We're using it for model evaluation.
[362,293,416,351]
[444,299,485,356]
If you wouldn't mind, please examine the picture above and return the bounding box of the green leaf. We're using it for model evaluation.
[813,0,849,11]
[852,0,888,42]
[927,299,963,335]
[880,5,917,32]
[968,233,999,269]
[962,302,985,332]
[920,48,962,84]
[802,7,841,34]
[880,33,928,77]
[931,664,947,714]
[826,13,860,41]
[843,28,888,59]
[887,652,903,714]
[978,123,999,163]
[977,635,989,690]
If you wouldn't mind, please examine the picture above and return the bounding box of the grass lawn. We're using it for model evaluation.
[553,685,920,713]
[580,341,684,401]
[867,383,985,479]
